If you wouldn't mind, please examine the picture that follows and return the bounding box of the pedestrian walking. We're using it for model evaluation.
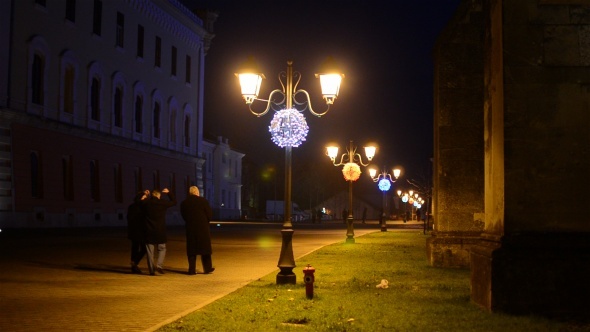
[180,186,214,275]
[127,190,149,274]
[141,188,176,275]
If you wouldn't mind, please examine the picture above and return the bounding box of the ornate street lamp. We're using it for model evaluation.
[326,140,375,243]
[368,166,401,232]
[397,190,424,224]
[236,57,343,284]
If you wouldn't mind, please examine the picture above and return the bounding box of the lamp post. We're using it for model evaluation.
[326,140,376,243]
[236,57,343,284]
[368,166,401,232]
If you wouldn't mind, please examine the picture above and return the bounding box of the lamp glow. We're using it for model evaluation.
[238,73,263,104]
[326,146,339,160]
[364,146,376,161]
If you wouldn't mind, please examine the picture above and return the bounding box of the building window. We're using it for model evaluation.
[92,0,102,36]
[155,36,161,68]
[65,0,76,22]
[153,170,160,190]
[90,160,100,202]
[153,102,160,138]
[169,109,177,143]
[171,46,177,76]
[185,55,191,83]
[169,173,176,194]
[184,115,190,147]
[114,164,123,203]
[90,77,100,121]
[116,12,124,48]
[62,156,74,201]
[63,65,75,113]
[134,167,143,193]
[32,54,44,105]
[114,87,123,127]
[134,95,143,133]
[30,151,43,198]
[35,0,46,7]
[136,25,144,58]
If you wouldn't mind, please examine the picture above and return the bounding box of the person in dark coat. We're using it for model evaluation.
[127,190,149,274]
[180,186,214,275]
[141,188,176,275]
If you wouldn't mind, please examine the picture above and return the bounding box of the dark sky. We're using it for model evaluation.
[183,0,460,203]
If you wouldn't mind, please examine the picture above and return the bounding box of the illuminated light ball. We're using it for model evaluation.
[342,162,361,181]
[378,179,391,192]
[402,195,409,203]
[268,108,309,148]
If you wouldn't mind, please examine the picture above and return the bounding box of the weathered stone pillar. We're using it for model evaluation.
[470,0,590,318]
[428,0,485,268]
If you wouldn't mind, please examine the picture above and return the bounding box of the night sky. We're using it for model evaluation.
[184,0,461,205]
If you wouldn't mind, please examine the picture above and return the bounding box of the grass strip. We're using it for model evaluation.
[158,231,583,331]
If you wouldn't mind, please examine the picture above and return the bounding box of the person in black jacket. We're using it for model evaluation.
[180,186,214,275]
[141,188,176,275]
[127,190,149,274]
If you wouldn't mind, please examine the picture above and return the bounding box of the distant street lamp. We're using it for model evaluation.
[326,140,376,243]
[397,190,424,224]
[368,166,401,232]
[236,58,343,284]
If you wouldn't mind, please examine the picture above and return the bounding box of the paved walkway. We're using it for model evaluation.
[0,220,423,331]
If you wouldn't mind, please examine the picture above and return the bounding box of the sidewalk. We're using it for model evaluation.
[0,222,386,332]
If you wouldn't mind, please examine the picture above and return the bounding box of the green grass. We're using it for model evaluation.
[158,231,585,331]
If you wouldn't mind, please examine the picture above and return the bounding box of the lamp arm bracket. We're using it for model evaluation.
[331,154,347,166]
[354,153,370,167]
[294,89,330,117]
[249,89,285,117]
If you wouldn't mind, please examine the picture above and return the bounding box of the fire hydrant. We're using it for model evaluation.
[303,264,315,299]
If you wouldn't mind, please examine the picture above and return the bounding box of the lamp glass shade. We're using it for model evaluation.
[238,73,263,101]
[326,146,339,160]
[319,74,342,104]
[368,168,377,178]
[364,146,376,160]
[393,168,401,179]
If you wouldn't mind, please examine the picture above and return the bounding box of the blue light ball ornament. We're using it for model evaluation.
[269,108,309,148]
[378,179,391,192]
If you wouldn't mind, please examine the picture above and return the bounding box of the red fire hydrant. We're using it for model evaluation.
[303,264,316,299]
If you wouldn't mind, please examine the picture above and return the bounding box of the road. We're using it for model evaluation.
[0,221,423,331]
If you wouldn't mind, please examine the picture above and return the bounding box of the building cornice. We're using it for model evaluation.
[125,0,210,51]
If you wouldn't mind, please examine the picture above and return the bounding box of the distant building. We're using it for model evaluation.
[202,136,244,220]
[0,0,216,227]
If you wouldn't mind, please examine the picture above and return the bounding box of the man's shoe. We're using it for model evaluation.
[131,265,142,274]
[188,270,196,275]
[156,267,165,274]
[204,268,215,274]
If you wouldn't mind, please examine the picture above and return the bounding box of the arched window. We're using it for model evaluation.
[90,77,100,121]
[184,114,190,147]
[90,160,100,202]
[169,109,177,143]
[153,102,161,138]
[60,50,79,117]
[87,62,104,125]
[134,95,143,133]
[31,54,44,105]
[27,36,50,114]
[114,87,123,127]
[30,151,43,198]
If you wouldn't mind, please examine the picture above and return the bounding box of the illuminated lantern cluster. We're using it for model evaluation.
[342,162,361,181]
[378,178,391,192]
[269,108,309,148]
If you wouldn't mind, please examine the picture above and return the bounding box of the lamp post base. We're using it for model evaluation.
[345,216,355,243]
[381,221,388,232]
[276,228,296,284]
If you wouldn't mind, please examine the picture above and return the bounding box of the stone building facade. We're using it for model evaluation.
[433,0,590,318]
[0,0,215,227]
